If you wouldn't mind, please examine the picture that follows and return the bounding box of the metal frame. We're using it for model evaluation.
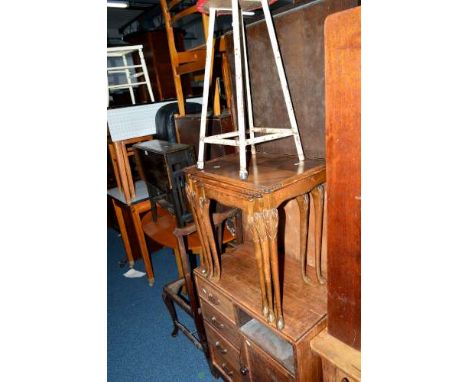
[107,45,155,106]
[196,1,305,179]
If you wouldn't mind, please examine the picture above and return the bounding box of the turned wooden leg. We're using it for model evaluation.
[130,203,154,286]
[255,211,275,324]
[264,208,284,330]
[311,184,326,285]
[112,199,135,268]
[248,214,269,319]
[296,193,312,284]
[185,183,211,277]
[198,188,221,281]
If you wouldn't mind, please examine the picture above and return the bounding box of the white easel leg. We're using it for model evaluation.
[240,12,255,155]
[260,0,305,161]
[197,8,216,170]
[232,0,248,179]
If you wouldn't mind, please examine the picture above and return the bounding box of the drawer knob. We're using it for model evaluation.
[221,363,234,376]
[211,316,225,329]
[240,366,249,375]
[341,379,349,382]
[215,341,228,354]
[208,293,219,305]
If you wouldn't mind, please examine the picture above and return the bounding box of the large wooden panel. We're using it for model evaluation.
[325,6,361,350]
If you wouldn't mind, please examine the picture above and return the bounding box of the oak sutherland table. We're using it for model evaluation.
[186,152,327,381]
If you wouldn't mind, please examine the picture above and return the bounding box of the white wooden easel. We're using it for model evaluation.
[196,0,305,179]
[107,45,155,106]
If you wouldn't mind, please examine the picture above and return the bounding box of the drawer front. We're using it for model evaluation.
[206,323,241,377]
[197,277,236,322]
[245,339,294,382]
[200,298,240,349]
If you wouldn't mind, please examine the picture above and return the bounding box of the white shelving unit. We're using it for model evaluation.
[107,45,155,106]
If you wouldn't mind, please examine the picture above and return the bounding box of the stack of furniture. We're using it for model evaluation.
[186,153,327,381]
[310,6,361,382]
[178,1,360,379]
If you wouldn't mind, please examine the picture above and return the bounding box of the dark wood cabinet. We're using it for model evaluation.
[124,29,192,102]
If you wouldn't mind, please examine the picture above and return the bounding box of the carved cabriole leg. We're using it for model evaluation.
[185,183,210,277]
[254,211,275,324]
[296,193,312,285]
[192,184,214,278]
[248,213,269,319]
[264,208,284,329]
[311,184,326,285]
[198,186,221,281]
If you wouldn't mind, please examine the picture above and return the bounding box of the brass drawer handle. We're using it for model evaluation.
[211,316,225,329]
[221,363,234,376]
[215,341,228,354]
[208,292,219,305]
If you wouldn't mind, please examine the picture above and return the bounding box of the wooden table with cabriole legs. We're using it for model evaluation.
[185,152,326,331]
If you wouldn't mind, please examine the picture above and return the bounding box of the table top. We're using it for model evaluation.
[185,153,325,193]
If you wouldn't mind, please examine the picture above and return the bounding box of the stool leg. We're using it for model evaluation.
[240,13,255,155]
[260,0,305,162]
[232,0,248,180]
[197,8,217,170]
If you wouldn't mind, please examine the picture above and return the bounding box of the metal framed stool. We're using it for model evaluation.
[196,0,305,179]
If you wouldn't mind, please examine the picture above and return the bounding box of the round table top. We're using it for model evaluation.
[141,207,234,252]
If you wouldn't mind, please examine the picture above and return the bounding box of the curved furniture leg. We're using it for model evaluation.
[264,208,283,329]
[185,183,211,277]
[311,184,326,285]
[198,187,221,281]
[248,214,269,319]
[296,193,312,284]
[255,211,275,324]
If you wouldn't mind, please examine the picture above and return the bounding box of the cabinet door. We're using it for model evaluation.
[242,338,294,382]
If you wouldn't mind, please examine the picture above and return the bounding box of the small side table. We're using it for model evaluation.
[108,180,155,286]
[185,153,326,330]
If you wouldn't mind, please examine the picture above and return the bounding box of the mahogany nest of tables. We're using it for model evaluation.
[185,152,326,331]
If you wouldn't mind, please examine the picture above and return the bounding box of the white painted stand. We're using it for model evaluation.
[107,45,155,107]
[196,0,305,179]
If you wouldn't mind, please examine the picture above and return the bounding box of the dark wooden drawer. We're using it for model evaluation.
[197,276,236,322]
[200,298,240,349]
[205,323,241,379]
[244,338,295,382]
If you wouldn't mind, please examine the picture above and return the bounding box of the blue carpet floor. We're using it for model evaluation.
[107,228,218,382]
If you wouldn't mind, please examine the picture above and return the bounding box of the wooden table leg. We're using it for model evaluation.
[113,141,132,204]
[255,211,275,324]
[121,142,136,200]
[311,184,326,285]
[196,185,221,281]
[264,208,283,330]
[130,203,155,286]
[296,193,312,284]
[185,183,211,277]
[248,213,269,320]
[112,199,135,268]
